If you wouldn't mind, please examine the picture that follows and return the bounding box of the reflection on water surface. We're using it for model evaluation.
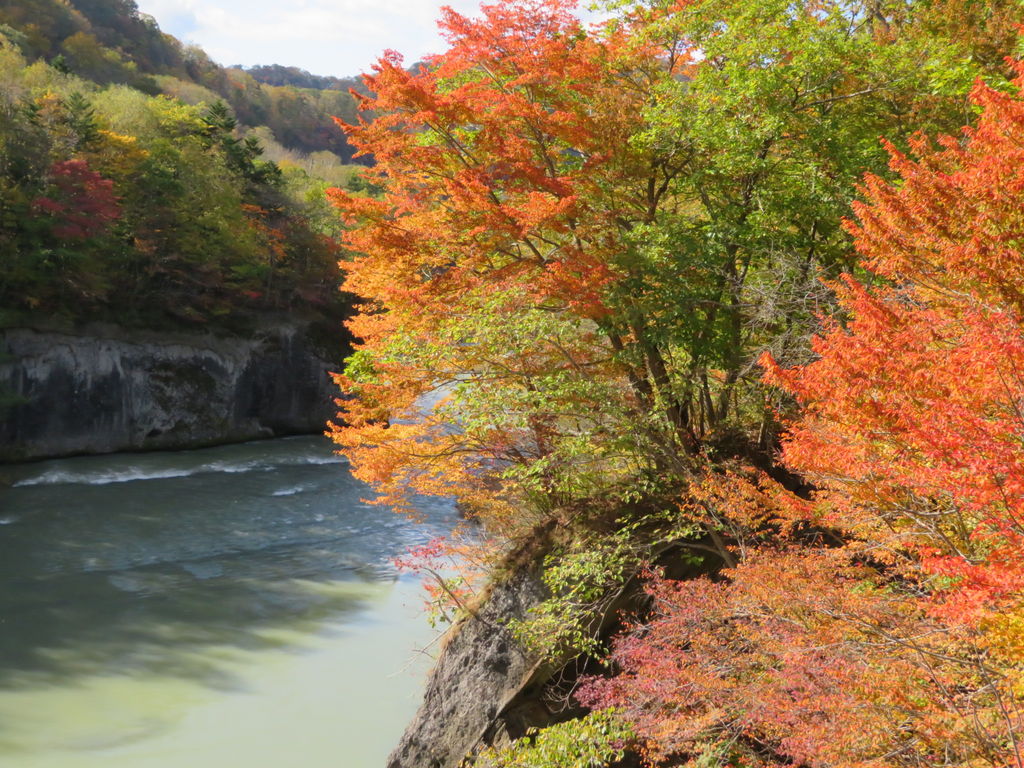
[0,437,455,767]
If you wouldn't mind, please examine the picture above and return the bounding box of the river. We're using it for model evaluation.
[0,436,457,768]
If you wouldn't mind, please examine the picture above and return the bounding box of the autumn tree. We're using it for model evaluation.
[329,0,654,525]
[328,0,1006,535]
[32,157,119,240]
[581,57,1024,768]
[762,63,1024,709]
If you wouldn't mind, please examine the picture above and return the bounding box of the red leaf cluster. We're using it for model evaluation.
[32,158,121,241]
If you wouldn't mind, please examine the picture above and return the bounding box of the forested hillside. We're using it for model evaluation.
[0,0,363,157]
[325,1,1024,765]
[0,0,366,330]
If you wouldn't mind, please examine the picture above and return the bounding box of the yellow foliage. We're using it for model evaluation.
[86,130,149,179]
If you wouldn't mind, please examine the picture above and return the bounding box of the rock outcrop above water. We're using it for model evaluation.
[388,535,672,768]
[0,323,343,461]
[387,567,551,768]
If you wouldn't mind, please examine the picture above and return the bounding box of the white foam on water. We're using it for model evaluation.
[12,449,346,487]
[295,455,346,466]
[14,467,196,487]
[271,485,307,497]
[200,459,266,475]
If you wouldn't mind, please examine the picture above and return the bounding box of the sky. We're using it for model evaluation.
[133,0,603,79]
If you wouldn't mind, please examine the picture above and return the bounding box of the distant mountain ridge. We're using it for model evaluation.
[242,64,363,93]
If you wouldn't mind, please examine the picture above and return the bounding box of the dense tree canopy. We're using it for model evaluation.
[328,1,1024,765]
[243,64,364,93]
[584,67,1024,768]
[329,0,1013,524]
[0,27,346,329]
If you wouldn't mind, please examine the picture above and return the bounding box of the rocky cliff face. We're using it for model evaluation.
[388,542,667,768]
[387,567,550,768]
[0,323,343,461]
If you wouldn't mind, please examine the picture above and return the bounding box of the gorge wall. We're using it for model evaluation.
[387,566,550,768]
[0,323,343,462]
[388,549,654,768]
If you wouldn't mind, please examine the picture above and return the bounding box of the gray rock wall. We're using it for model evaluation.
[0,324,343,461]
[389,544,658,768]
[387,567,550,768]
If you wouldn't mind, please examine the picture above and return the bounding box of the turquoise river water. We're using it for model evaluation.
[0,436,458,768]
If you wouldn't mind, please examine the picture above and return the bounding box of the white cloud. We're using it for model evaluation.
[134,0,537,77]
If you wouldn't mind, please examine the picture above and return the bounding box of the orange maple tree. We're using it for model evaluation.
[327,0,689,525]
[763,66,1024,633]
